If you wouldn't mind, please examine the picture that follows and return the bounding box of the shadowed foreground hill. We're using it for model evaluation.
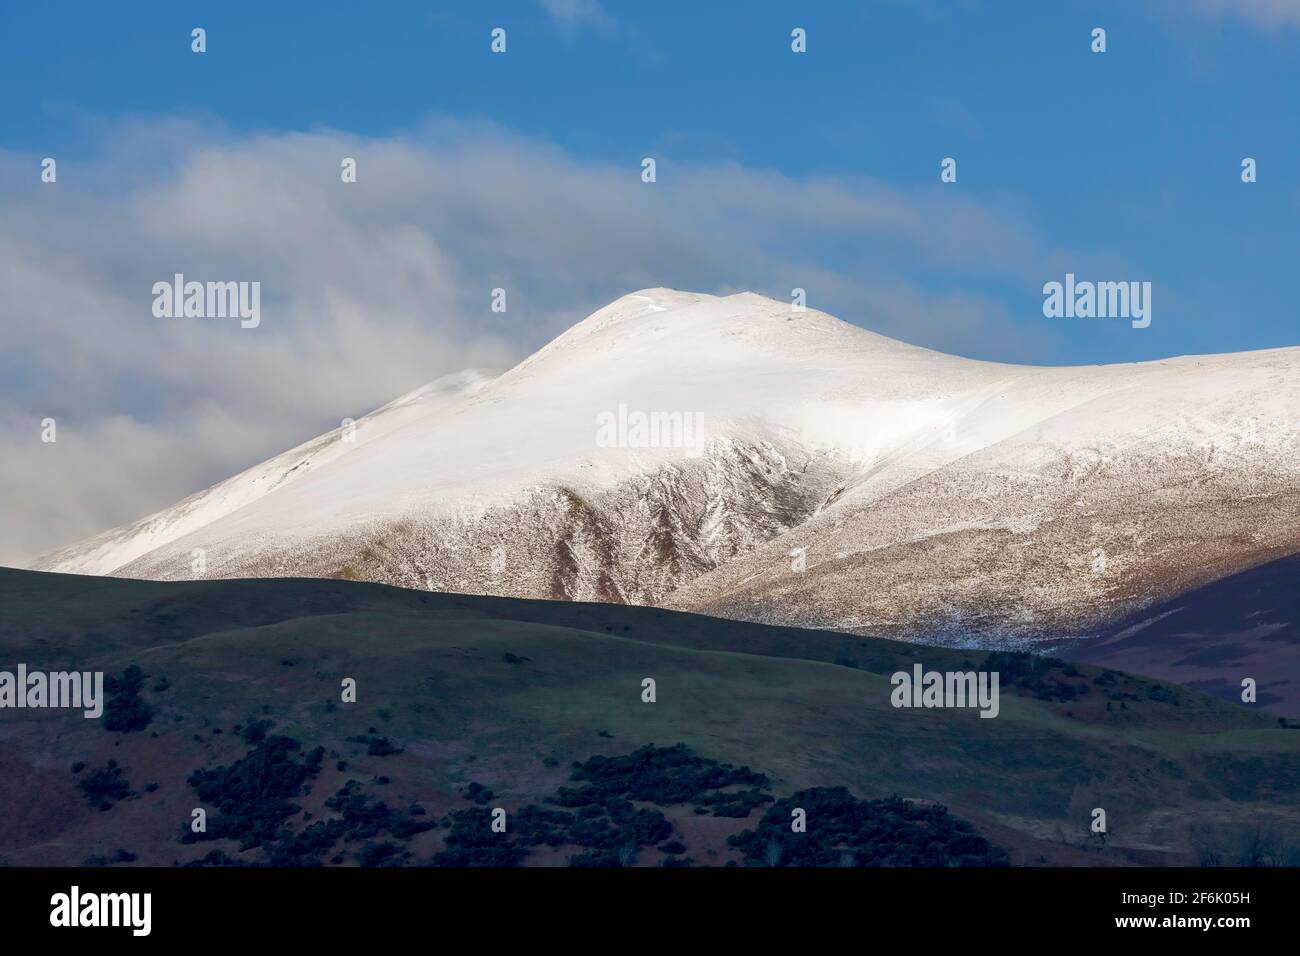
[1067,553,1300,717]
[0,568,1297,866]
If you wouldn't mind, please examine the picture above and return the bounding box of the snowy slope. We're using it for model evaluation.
[34,369,494,576]
[33,289,1300,646]
[667,346,1300,644]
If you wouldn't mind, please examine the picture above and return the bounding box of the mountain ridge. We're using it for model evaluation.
[32,289,1300,672]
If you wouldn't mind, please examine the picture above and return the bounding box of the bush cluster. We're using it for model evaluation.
[78,761,132,810]
[729,787,1009,867]
[103,665,155,732]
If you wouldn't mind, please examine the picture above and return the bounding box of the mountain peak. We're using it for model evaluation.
[526,287,913,374]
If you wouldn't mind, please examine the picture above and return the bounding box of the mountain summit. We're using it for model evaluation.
[35,289,1300,653]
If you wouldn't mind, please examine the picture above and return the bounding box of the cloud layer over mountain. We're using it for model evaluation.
[0,115,1067,565]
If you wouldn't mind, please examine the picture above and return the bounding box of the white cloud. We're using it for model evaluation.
[0,115,1065,567]
[1193,0,1300,29]
[1154,0,1300,32]
[538,0,612,28]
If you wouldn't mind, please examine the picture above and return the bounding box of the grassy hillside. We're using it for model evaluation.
[1,568,1297,866]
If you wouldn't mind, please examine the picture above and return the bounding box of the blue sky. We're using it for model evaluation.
[4,0,1298,364]
[1,0,1298,563]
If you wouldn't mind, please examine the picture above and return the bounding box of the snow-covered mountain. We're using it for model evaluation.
[34,289,1300,648]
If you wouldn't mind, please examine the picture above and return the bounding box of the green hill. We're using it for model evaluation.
[1,568,1296,866]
